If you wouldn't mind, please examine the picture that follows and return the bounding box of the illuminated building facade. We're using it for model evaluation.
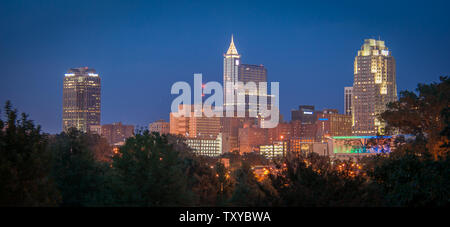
[268,122,292,143]
[260,141,287,160]
[189,114,221,138]
[169,105,221,138]
[186,133,223,157]
[237,64,268,116]
[149,119,170,135]
[223,35,241,112]
[327,136,393,160]
[223,36,272,118]
[291,105,316,123]
[316,109,352,142]
[344,87,353,116]
[353,39,397,135]
[291,120,316,140]
[63,67,101,132]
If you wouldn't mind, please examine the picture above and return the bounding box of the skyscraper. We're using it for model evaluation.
[238,64,268,116]
[62,67,101,132]
[223,35,241,113]
[352,39,397,135]
[344,86,353,116]
[238,64,267,84]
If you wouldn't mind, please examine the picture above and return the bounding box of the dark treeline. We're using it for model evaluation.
[0,77,448,207]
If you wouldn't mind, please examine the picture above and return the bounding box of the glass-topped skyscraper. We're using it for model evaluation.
[238,64,268,117]
[223,36,269,117]
[352,39,397,135]
[62,67,101,132]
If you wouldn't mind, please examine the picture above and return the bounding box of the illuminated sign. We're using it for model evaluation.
[318,118,328,121]
[303,111,313,115]
[332,136,391,139]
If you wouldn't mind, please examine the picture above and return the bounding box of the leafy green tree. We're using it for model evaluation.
[0,101,60,206]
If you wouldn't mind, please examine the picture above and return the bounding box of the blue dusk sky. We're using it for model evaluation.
[0,0,449,133]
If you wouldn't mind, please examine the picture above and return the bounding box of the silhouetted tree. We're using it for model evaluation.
[111,131,195,206]
[229,161,278,206]
[215,162,234,206]
[365,149,450,207]
[271,153,382,206]
[0,101,60,206]
[380,76,450,159]
[49,128,115,206]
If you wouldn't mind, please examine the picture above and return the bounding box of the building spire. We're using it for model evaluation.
[226,34,239,55]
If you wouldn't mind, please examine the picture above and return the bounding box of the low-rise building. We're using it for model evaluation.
[149,119,170,135]
[185,133,223,157]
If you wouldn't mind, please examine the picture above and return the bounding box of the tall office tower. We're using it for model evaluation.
[223,35,241,114]
[344,87,353,116]
[353,39,397,135]
[63,67,101,132]
[149,119,170,135]
[238,64,268,116]
[238,64,267,83]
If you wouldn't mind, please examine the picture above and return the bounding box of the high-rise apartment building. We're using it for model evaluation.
[352,39,397,135]
[344,87,353,116]
[63,67,101,132]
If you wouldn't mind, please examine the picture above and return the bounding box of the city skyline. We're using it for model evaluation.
[1,0,450,134]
